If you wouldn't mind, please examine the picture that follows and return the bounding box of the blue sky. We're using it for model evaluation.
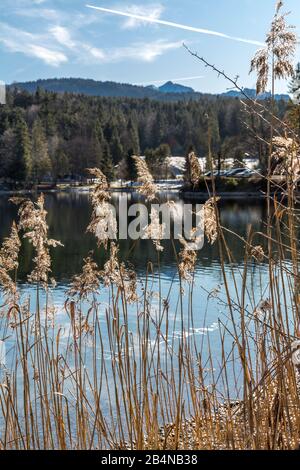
[0,0,299,93]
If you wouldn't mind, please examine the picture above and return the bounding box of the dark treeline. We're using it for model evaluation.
[0,87,289,185]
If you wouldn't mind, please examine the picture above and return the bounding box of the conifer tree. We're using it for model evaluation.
[126,148,137,181]
[52,149,70,179]
[90,120,104,168]
[101,141,115,181]
[127,118,140,155]
[10,115,32,182]
[32,118,52,182]
[110,128,124,164]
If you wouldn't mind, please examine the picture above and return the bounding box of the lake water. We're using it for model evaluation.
[0,191,274,405]
[0,190,269,282]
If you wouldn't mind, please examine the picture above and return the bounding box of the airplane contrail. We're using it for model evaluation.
[86,5,264,47]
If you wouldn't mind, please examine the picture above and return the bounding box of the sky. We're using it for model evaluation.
[0,0,299,94]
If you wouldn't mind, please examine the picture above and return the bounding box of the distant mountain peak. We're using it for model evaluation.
[221,87,290,102]
[158,81,195,94]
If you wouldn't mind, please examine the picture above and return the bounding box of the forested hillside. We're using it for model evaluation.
[0,87,288,185]
[12,78,290,102]
[11,78,205,102]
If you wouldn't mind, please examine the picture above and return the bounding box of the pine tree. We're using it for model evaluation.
[0,129,15,178]
[145,144,171,179]
[31,118,52,182]
[90,120,104,168]
[110,128,124,164]
[10,115,32,182]
[126,148,137,181]
[52,149,70,179]
[101,141,115,181]
[116,148,137,182]
[127,118,140,155]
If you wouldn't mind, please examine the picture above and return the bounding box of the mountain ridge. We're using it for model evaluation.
[10,77,290,102]
[221,87,290,101]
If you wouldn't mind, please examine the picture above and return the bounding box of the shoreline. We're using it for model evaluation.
[0,186,292,201]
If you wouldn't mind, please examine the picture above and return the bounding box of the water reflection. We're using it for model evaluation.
[0,191,267,284]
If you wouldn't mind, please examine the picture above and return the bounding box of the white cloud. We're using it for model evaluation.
[27,44,67,66]
[0,22,68,66]
[48,22,177,64]
[86,4,264,46]
[110,39,182,62]
[83,45,106,60]
[50,26,76,49]
[0,11,183,68]
[120,4,164,29]
[49,26,106,62]
[75,39,182,64]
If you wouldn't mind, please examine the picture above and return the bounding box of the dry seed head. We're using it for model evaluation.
[87,167,109,190]
[87,167,117,247]
[250,48,269,95]
[178,237,197,282]
[254,298,272,317]
[0,222,21,297]
[204,197,219,245]
[272,137,300,183]
[87,167,109,206]
[251,245,265,263]
[132,155,158,201]
[68,255,101,300]
[250,1,296,94]
[14,194,63,288]
[188,152,202,186]
[87,202,117,247]
[145,207,165,252]
[101,243,138,303]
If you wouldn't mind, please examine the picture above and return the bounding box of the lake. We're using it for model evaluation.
[0,191,277,413]
[0,190,269,282]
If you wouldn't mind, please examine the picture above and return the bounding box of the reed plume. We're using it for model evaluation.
[251,245,265,263]
[102,242,137,303]
[204,197,219,245]
[87,168,117,247]
[11,195,62,288]
[250,0,297,94]
[0,221,21,298]
[272,137,300,183]
[132,155,158,201]
[68,254,101,300]
[178,237,197,282]
[145,207,165,252]
[188,151,202,186]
